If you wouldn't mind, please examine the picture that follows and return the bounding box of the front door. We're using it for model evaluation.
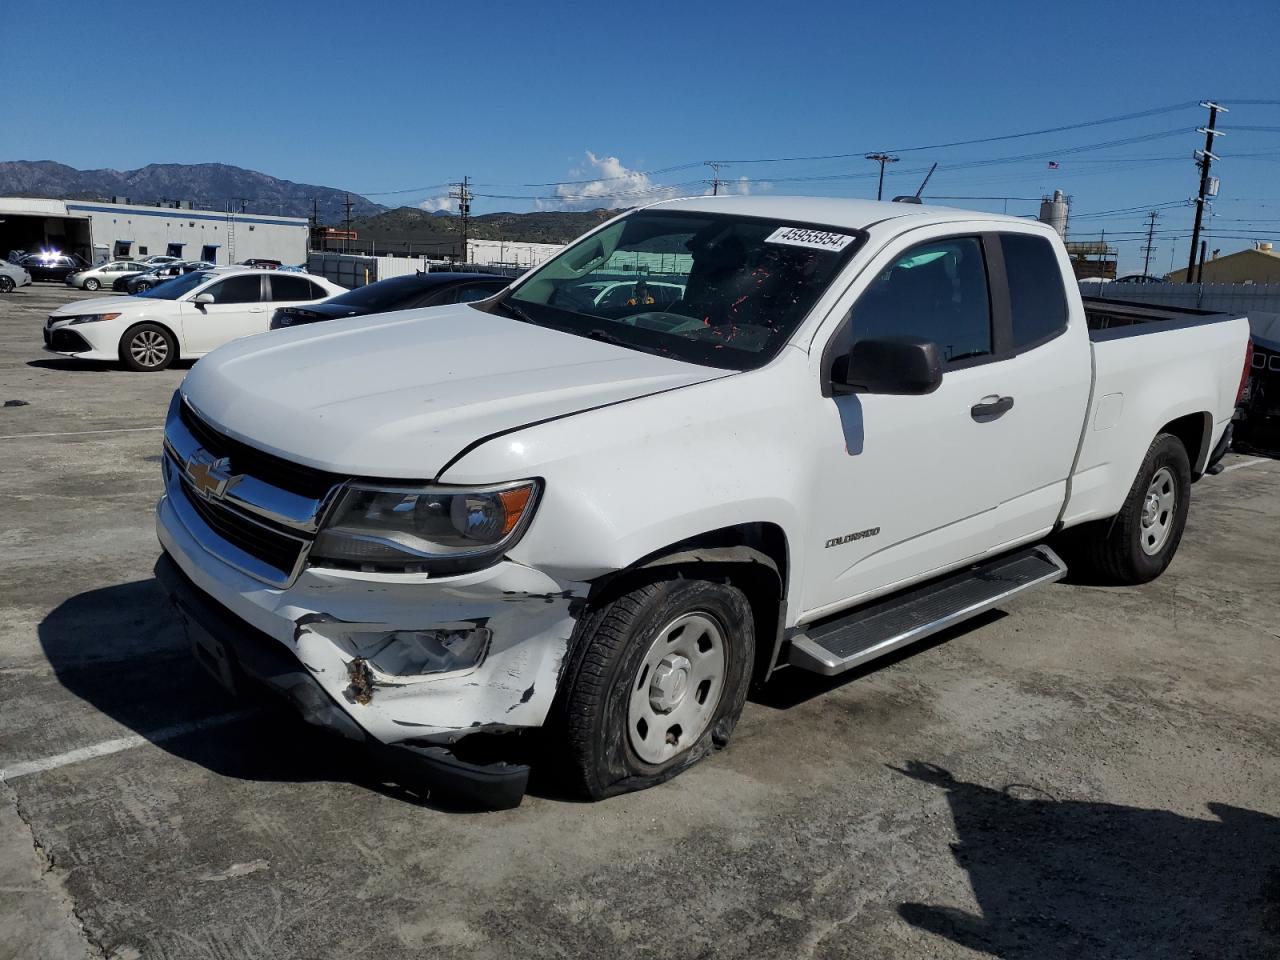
[801,232,1027,618]
[180,274,267,354]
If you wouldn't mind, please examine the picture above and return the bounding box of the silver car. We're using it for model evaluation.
[0,260,32,293]
[65,260,148,291]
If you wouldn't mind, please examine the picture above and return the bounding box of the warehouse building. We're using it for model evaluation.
[0,197,309,267]
[1167,242,1280,283]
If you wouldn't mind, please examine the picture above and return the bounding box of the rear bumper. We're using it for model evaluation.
[154,551,531,809]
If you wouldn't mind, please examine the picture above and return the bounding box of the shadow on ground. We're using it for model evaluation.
[37,579,483,812]
[893,760,1280,959]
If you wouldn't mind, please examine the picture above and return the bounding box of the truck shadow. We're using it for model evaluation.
[36,579,486,813]
[890,760,1280,958]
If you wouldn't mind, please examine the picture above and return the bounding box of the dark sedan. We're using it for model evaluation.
[18,254,89,282]
[269,272,510,330]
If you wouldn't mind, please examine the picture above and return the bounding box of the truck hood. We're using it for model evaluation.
[180,303,732,478]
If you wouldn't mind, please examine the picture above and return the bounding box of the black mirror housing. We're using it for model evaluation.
[831,335,943,395]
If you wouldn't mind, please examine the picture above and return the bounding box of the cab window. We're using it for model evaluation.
[846,237,992,365]
[1000,233,1069,350]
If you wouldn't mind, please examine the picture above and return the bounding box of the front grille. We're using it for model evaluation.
[179,402,347,500]
[178,478,306,578]
[46,328,92,352]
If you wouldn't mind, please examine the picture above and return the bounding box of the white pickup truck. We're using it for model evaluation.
[153,196,1251,808]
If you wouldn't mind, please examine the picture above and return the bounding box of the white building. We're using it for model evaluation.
[0,197,309,266]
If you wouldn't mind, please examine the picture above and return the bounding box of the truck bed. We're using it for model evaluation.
[1082,297,1242,340]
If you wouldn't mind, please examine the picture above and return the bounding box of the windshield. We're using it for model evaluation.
[326,275,430,312]
[500,210,863,370]
[136,270,215,299]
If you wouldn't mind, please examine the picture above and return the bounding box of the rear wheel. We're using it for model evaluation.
[119,323,176,372]
[1075,433,1191,584]
[555,574,755,799]
[0,276,13,293]
[84,278,100,291]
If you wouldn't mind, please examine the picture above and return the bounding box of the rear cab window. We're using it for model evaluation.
[1000,233,1069,350]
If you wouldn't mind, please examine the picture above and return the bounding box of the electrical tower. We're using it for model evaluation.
[342,193,355,254]
[865,153,899,201]
[1140,211,1159,277]
[704,161,730,196]
[1186,101,1227,280]
[450,178,472,263]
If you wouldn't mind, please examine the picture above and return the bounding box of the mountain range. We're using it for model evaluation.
[0,160,619,248]
[0,160,384,222]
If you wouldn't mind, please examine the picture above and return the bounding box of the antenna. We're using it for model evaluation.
[892,163,937,204]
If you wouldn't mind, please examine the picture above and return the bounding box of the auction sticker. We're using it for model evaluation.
[765,226,856,252]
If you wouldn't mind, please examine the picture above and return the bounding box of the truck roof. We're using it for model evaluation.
[647,194,1038,232]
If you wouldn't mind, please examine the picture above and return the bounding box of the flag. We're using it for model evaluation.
[1048,161,1060,170]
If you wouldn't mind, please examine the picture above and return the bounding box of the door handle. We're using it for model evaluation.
[971,395,1014,421]
[249,307,266,313]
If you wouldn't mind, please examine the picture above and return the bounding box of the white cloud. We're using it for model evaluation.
[416,195,454,213]
[556,152,682,209]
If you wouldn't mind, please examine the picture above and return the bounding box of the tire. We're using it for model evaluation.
[119,323,176,372]
[1076,433,1192,584]
[84,278,100,291]
[0,276,13,293]
[554,573,755,800]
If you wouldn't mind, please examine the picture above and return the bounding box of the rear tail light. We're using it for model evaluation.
[1236,339,1254,405]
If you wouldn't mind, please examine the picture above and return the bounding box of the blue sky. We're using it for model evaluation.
[7,0,1280,271]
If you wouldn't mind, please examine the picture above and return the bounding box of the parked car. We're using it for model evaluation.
[270,272,509,329]
[18,253,88,282]
[140,255,183,265]
[113,261,219,293]
[0,259,32,293]
[238,258,282,270]
[44,268,345,371]
[66,260,147,291]
[152,196,1250,808]
[1115,274,1167,284]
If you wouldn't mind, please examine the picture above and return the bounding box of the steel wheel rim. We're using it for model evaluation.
[130,330,168,368]
[627,611,727,765]
[1139,466,1176,555]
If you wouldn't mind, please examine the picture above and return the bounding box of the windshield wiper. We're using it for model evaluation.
[494,298,535,324]
[585,328,629,346]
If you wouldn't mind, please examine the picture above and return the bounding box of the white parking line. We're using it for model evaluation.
[0,710,255,782]
[1221,457,1272,472]
[0,426,164,441]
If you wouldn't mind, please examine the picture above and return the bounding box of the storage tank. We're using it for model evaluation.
[1039,190,1069,238]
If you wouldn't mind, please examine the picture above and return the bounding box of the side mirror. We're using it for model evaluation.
[193,293,214,305]
[831,335,943,395]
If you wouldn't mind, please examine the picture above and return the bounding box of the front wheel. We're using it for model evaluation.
[119,323,176,372]
[1075,433,1192,584]
[0,276,13,293]
[555,575,755,799]
[84,278,100,291]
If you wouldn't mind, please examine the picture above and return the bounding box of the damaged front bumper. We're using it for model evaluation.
[155,491,589,808]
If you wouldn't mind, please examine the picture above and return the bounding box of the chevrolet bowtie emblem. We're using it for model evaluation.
[184,449,237,500]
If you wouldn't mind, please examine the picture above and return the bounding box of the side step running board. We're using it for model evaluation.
[789,545,1067,676]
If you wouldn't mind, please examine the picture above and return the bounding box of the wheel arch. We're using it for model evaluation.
[586,522,791,686]
[1158,411,1213,478]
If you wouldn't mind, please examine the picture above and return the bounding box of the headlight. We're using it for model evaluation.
[311,480,540,573]
[66,313,121,325]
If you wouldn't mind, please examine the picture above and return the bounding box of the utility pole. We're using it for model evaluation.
[704,161,729,196]
[1186,100,1227,281]
[450,178,472,263]
[865,153,899,201]
[342,193,354,254]
[1141,211,1159,277]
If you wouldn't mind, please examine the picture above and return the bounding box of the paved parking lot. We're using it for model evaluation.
[2,283,1278,960]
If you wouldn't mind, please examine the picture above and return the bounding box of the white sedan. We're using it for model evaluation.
[44,268,346,371]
